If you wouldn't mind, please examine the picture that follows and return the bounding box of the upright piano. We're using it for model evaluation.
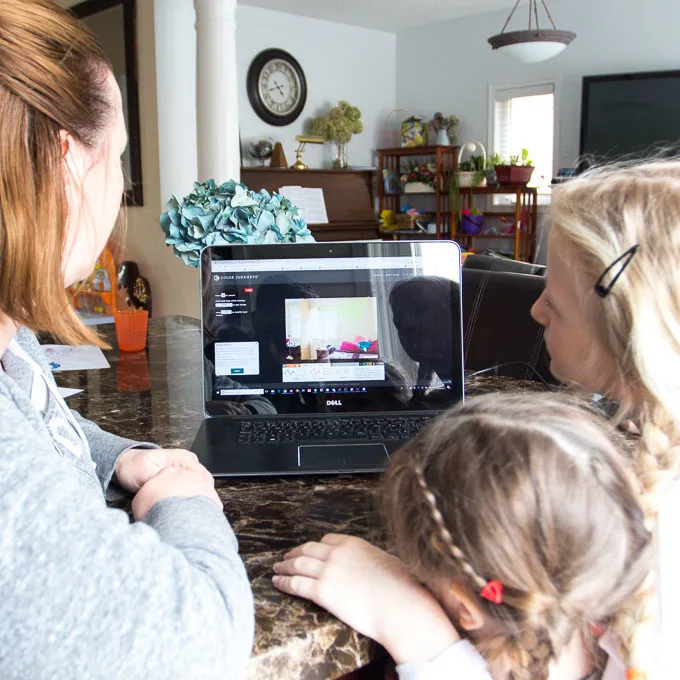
[240,167,380,241]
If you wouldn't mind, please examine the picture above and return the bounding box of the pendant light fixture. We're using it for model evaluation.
[488,0,576,63]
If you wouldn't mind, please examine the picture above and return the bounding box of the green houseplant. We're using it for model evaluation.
[310,100,363,169]
[494,148,534,185]
[457,154,486,188]
[485,152,502,185]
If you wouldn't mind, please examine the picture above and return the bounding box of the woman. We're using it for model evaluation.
[0,2,253,678]
[273,160,680,679]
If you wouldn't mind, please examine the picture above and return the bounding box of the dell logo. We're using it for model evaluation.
[326,399,342,407]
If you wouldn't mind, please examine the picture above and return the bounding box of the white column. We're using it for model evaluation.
[153,0,198,204]
[194,0,241,184]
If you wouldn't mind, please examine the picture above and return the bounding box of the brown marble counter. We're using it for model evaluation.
[54,316,551,680]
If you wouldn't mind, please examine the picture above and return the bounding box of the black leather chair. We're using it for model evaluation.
[461,268,555,384]
[464,253,546,276]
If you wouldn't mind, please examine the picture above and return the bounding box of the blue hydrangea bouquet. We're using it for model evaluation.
[160,179,315,266]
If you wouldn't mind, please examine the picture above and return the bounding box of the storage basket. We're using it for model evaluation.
[457,171,487,188]
[395,212,431,230]
[460,213,484,234]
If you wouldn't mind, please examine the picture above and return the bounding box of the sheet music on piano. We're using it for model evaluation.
[279,185,329,224]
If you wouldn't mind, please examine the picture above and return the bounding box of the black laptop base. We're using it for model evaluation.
[191,412,438,477]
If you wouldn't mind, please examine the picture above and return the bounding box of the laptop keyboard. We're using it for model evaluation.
[236,415,435,445]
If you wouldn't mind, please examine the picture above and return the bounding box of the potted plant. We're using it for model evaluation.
[494,148,534,185]
[457,154,487,188]
[310,100,363,169]
[399,161,437,193]
[426,112,460,146]
[485,152,502,186]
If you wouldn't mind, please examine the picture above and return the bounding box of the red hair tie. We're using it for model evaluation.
[480,579,504,604]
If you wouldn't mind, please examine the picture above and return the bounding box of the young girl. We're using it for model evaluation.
[0,1,252,677]
[274,393,651,679]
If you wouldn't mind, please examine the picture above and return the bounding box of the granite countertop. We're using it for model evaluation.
[55,316,551,680]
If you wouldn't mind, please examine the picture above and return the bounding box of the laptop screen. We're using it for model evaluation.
[201,241,463,416]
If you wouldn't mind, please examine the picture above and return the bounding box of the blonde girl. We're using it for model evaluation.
[274,393,651,680]
[531,159,680,678]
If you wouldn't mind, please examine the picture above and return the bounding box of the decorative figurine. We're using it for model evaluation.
[117,261,152,317]
[400,115,428,148]
[269,142,288,168]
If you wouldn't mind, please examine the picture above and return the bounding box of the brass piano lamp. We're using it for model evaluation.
[291,135,324,170]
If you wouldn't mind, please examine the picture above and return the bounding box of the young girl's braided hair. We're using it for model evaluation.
[549,160,680,670]
[382,393,652,680]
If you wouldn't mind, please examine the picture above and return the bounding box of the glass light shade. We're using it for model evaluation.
[488,29,576,63]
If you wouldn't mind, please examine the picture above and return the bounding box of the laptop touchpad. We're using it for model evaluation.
[298,444,389,471]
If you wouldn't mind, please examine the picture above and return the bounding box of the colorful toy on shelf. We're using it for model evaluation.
[380,209,398,230]
[69,246,117,316]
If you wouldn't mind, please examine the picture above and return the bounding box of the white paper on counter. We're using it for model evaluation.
[57,387,84,398]
[42,345,110,372]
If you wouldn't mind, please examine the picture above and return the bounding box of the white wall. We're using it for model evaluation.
[56,0,177,316]
[396,0,680,171]
[117,0,190,320]
[236,5,396,170]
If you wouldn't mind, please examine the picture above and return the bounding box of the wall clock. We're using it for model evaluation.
[247,48,307,126]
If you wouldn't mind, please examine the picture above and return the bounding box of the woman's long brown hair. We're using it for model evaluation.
[0,0,114,345]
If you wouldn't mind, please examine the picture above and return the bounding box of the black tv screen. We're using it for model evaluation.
[580,70,680,162]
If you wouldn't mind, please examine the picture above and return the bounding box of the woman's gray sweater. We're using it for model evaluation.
[0,328,254,679]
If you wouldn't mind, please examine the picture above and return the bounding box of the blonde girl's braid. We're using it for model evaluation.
[413,458,556,680]
[612,405,680,673]
[634,407,680,527]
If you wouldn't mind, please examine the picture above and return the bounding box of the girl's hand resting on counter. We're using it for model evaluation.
[272,534,460,665]
[115,447,208,493]
[131,466,222,520]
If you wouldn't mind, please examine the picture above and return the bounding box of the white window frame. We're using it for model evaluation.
[487,77,561,205]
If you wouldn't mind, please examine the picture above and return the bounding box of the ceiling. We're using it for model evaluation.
[237,0,520,32]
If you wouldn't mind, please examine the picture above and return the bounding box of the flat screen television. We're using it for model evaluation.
[580,69,680,162]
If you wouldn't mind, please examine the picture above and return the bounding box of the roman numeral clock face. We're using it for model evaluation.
[247,49,307,127]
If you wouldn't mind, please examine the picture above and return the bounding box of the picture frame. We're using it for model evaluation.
[70,0,143,207]
[382,169,403,195]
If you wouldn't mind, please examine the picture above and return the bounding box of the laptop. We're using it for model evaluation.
[191,240,464,476]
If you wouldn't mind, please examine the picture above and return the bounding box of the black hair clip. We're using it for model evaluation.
[593,245,640,298]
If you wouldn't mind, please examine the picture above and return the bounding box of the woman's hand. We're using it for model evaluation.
[114,447,206,493]
[272,534,459,664]
[131,466,222,520]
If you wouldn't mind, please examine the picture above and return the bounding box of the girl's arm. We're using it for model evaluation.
[273,534,491,678]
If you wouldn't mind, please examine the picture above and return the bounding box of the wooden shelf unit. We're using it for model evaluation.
[377,146,458,239]
[454,184,538,261]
